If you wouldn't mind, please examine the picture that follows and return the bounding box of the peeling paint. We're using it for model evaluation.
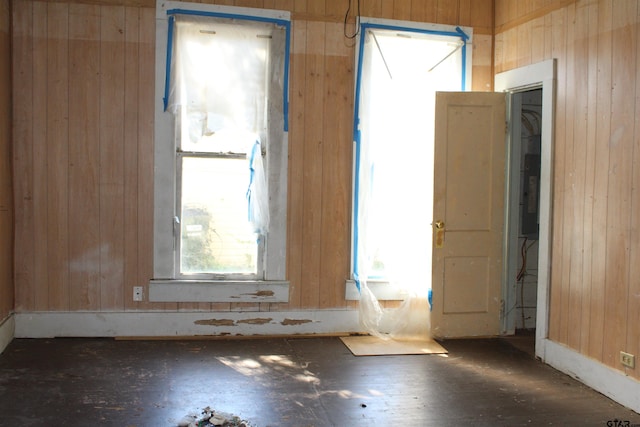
[236,318,273,325]
[194,319,236,327]
[241,290,275,297]
[281,318,312,326]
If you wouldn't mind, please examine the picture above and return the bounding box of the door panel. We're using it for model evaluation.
[432,92,506,338]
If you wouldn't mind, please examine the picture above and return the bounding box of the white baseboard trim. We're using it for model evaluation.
[14,310,361,338]
[0,314,15,354]
[542,339,640,414]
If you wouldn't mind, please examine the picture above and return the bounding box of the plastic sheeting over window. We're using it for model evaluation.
[165,12,288,136]
[353,23,469,340]
[164,11,289,277]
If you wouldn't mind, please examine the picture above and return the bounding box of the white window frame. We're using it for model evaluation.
[150,1,290,303]
[345,17,473,301]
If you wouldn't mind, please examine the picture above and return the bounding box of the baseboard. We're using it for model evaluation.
[14,310,361,339]
[542,339,640,414]
[0,314,15,354]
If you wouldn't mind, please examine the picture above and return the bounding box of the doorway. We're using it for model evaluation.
[496,59,556,359]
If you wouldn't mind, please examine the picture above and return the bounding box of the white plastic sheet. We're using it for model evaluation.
[354,27,465,341]
[167,14,288,237]
[247,140,269,234]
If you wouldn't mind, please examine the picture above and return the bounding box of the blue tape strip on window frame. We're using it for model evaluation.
[246,140,260,221]
[164,9,291,131]
[163,15,175,111]
[351,23,469,291]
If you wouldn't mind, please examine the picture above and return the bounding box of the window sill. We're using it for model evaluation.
[344,279,410,301]
[149,279,289,303]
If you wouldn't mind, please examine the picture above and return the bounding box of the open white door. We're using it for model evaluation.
[431,91,506,338]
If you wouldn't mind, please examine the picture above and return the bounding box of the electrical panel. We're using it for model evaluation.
[521,153,540,239]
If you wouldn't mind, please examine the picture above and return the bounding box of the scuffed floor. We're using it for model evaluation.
[0,336,639,426]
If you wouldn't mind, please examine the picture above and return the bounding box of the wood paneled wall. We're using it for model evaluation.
[0,0,13,323]
[495,0,640,380]
[11,0,493,314]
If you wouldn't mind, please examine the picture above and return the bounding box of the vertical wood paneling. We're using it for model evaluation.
[548,6,567,342]
[137,6,176,311]
[300,20,325,309]
[99,6,126,310]
[123,6,142,311]
[437,0,459,24]
[493,32,504,74]
[516,20,532,66]
[497,0,640,379]
[461,0,493,30]
[531,16,545,64]
[306,0,324,15]
[504,27,518,70]
[588,0,613,361]
[284,19,307,310]
[46,2,70,311]
[579,0,598,355]
[472,34,492,91]
[602,0,636,367]
[411,0,437,23]
[319,22,352,308]
[0,0,12,321]
[627,0,640,376]
[563,2,580,351]
[11,1,496,322]
[393,0,412,20]
[32,1,49,311]
[68,3,101,311]
[360,0,382,18]
[12,0,35,311]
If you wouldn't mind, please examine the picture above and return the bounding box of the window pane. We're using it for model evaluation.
[355,27,464,284]
[171,18,270,152]
[180,156,258,275]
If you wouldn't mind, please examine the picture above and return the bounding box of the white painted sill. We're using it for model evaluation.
[149,279,289,303]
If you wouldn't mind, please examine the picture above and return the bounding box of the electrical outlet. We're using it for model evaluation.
[133,286,143,302]
[620,351,635,369]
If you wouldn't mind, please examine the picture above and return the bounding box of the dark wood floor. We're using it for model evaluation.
[1,335,639,426]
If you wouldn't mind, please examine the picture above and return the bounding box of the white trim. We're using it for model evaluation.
[0,314,15,354]
[153,0,290,281]
[495,59,556,360]
[14,311,360,338]
[542,339,640,414]
[149,279,289,303]
[157,0,290,20]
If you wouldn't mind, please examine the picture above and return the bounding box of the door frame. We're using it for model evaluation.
[495,59,556,360]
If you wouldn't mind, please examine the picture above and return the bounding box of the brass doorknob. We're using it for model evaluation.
[434,220,445,229]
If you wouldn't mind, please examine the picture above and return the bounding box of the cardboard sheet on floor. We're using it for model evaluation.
[340,335,447,356]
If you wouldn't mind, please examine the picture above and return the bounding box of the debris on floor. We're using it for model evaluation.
[177,406,254,427]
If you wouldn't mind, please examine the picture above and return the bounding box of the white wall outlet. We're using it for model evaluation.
[133,286,143,302]
[620,351,635,369]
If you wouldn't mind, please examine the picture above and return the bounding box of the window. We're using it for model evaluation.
[348,19,471,299]
[151,2,290,298]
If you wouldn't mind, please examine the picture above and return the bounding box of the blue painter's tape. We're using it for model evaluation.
[351,25,368,281]
[361,22,463,39]
[283,21,291,132]
[167,9,289,27]
[163,15,175,111]
[460,42,467,90]
[351,22,469,280]
[455,26,469,41]
[247,140,259,221]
